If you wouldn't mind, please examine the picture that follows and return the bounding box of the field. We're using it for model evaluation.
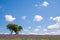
[0,38,60,40]
[0,34,60,40]
[0,37,60,40]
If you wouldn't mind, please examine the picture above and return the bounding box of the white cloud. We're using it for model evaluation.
[21,16,26,20]
[42,1,49,7]
[35,3,41,9]
[21,28,60,35]
[29,26,41,33]
[28,26,31,29]
[52,16,60,22]
[33,15,43,22]
[47,30,60,35]
[43,29,47,31]
[33,26,41,32]
[48,16,60,29]
[21,31,60,35]
[48,23,60,29]
[21,30,60,35]
[34,28,40,32]
[50,17,53,20]
[34,1,49,9]
[5,15,16,22]
[50,16,60,22]
[37,26,41,28]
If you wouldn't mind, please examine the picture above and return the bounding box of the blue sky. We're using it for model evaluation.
[0,0,60,35]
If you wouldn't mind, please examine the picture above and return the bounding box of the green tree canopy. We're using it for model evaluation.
[7,24,23,34]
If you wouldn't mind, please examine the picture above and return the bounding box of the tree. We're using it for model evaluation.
[7,24,23,34]
[13,25,23,34]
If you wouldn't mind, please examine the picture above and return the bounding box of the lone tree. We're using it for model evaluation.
[7,24,23,34]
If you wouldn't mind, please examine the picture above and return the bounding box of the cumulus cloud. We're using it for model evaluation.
[33,15,43,22]
[5,15,16,22]
[42,1,49,7]
[34,28,40,32]
[21,16,26,20]
[34,1,49,9]
[51,16,60,22]
[48,23,60,29]
[48,16,60,29]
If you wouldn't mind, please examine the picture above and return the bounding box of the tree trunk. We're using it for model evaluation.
[11,30,13,34]
[15,31,18,35]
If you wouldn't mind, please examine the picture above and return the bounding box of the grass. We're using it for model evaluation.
[0,38,60,40]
